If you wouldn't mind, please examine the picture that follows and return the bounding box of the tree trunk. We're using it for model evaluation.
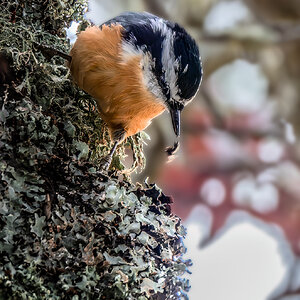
[0,1,190,299]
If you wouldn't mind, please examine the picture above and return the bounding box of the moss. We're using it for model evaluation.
[0,1,191,299]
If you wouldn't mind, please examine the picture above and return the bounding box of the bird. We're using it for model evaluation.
[68,12,202,169]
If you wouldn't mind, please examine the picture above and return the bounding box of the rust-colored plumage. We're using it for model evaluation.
[67,12,202,170]
[69,25,165,141]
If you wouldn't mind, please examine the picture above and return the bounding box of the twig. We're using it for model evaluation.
[33,42,72,62]
[44,194,52,220]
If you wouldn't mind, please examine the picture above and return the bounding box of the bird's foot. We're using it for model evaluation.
[99,129,125,172]
[99,155,112,171]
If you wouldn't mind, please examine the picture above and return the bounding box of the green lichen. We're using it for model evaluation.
[0,0,191,299]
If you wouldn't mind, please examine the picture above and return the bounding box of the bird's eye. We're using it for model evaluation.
[178,103,184,110]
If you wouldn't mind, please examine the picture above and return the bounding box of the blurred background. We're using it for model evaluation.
[67,1,300,299]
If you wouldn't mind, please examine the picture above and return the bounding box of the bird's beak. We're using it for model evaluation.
[169,107,181,137]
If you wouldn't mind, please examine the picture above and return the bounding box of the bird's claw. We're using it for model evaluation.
[99,155,112,171]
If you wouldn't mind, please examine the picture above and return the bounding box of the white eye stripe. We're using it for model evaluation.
[141,52,166,102]
[149,20,180,101]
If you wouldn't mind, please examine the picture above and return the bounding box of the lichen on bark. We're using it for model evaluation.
[0,1,191,299]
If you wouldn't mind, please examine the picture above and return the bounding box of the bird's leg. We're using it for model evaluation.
[99,142,118,171]
[99,129,126,171]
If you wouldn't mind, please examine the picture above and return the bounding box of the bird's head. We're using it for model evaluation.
[140,20,202,138]
[120,13,202,146]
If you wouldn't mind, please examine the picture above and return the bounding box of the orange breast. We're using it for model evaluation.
[69,25,165,139]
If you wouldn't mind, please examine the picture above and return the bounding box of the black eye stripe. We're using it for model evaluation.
[173,30,202,100]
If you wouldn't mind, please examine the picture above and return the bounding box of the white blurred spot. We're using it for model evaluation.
[185,204,213,247]
[232,177,255,207]
[277,161,300,197]
[208,59,269,115]
[282,120,297,144]
[66,21,79,44]
[204,1,252,33]
[257,168,278,184]
[258,139,284,163]
[257,168,278,183]
[251,183,279,214]
[86,0,143,25]
[289,259,300,292]
[87,0,122,25]
[255,161,300,198]
[185,211,295,300]
[205,130,249,167]
[200,178,226,207]
[233,177,279,214]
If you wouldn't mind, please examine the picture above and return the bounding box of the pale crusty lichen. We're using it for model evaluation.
[0,1,191,299]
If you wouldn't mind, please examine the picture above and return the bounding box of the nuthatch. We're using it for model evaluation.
[69,12,202,169]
